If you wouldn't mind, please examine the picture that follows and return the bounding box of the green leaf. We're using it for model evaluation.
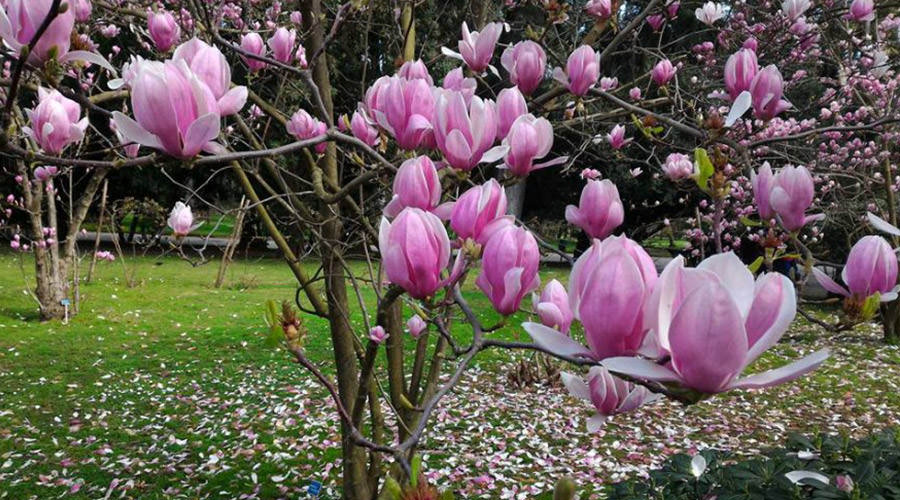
[741,216,762,227]
[378,477,402,500]
[748,257,764,274]
[410,455,422,486]
[861,293,881,320]
[693,148,714,194]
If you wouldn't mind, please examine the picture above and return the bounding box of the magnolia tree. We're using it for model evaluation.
[1,0,898,497]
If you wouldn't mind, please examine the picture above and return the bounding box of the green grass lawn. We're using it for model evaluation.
[81,212,238,239]
[0,252,898,499]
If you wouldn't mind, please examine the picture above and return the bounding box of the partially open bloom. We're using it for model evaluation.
[769,165,822,231]
[383,156,448,218]
[601,252,828,395]
[534,279,573,334]
[500,41,546,95]
[240,33,268,72]
[629,87,642,100]
[0,0,76,64]
[173,39,248,116]
[379,208,450,299]
[600,77,618,90]
[782,0,811,19]
[651,59,677,86]
[286,109,328,154]
[455,22,503,73]
[477,225,540,315]
[695,2,725,25]
[73,0,92,22]
[148,10,180,52]
[350,108,379,147]
[397,59,433,84]
[562,367,659,431]
[585,0,614,19]
[33,166,58,182]
[407,315,427,338]
[450,179,511,245]
[501,114,567,176]
[813,235,898,302]
[607,124,630,150]
[724,48,758,101]
[750,65,791,121]
[496,87,528,139]
[646,14,666,31]
[847,0,875,21]
[268,28,296,64]
[433,91,504,171]
[24,88,88,154]
[442,68,477,104]
[369,326,388,344]
[367,76,435,151]
[751,162,776,220]
[565,179,624,239]
[168,201,196,237]
[554,46,600,97]
[662,153,694,180]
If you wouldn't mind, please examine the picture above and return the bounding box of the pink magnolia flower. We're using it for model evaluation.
[23,88,88,154]
[397,59,433,84]
[553,45,600,97]
[750,65,791,120]
[782,0,811,20]
[629,87,642,100]
[268,27,296,64]
[477,225,540,315]
[724,48,759,101]
[651,59,677,86]
[290,11,303,26]
[600,77,619,90]
[835,475,854,493]
[240,33,268,72]
[379,208,450,299]
[383,156,449,218]
[33,166,58,182]
[607,124,630,150]
[496,87,527,139]
[72,0,92,22]
[172,39,247,116]
[367,76,435,151]
[501,114,567,176]
[369,325,388,344]
[751,162,776,220]
[112,60,223,159]
[433,91,505,171]
[168,201,197,237]
[148,10,180,52]
[666,1,681,18]
[442,67,477,104]
[562,367,659,431]
[646,14,666,31]
[602,252,828,395]
[350,108,379,147]
[500,41,546,95]
[453,22,503,73]
[534,279,573,334]
[0,0,76,63]
[565,179,624,239]
[813,235,898,301]
[407,315,427,338]
[695,1,725,25]
[847,0,875,21]
[662,153,694,180]
[585,0,614,19]
[450,179,511,245]
[769,165,822,231]
[286,109,328,154]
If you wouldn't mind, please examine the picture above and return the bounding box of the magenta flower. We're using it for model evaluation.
[72,0,92,22]
[667,1,681,18]
[0,0,76,64]
[33,166,58,182]
[651,59,677,86]
[646,14,666,31]
[585,0,614,19]
[553,45,600,97]
[148,10,180,52]
[662,153,694,180]
[769,165,822,231]
[500,41,546,95]
[562,367,659,431]
[173,39,247,116]
[442,67,477,104]
[782,0,811,20]
[813,235,898,302]
[379,208,450,300]
[397,59,433,85]
[369,325,388,344]
[287,109,328,154]
[367,76,435,151]
[240,33,268,72]
[629,87,642,100]
[695,1,725,25]
[496,87,528,139]
[350,108,379,147]
[477,225,540,315]
[433,91,505,171]
[383,156,449,218]
[750,65,791,120]
[724,48,759,101]
[407,315,427,338]
[602,252,828,395]
[600,77,619,90]
[168,201,198,237]
[23,88,88,154]
[451,22,503,73]
[534,279,574,334]
[501,114,567,176]
[607,124,630,150]
[751,162,776,220]
[847,0,875,21]
[565,179,624,239]
[450,179,512,245]
[268,27,296,64]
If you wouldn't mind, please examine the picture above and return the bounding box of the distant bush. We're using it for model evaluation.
[606,429,900,499]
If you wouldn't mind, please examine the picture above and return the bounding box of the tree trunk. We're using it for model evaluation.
[506,178,526,220]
